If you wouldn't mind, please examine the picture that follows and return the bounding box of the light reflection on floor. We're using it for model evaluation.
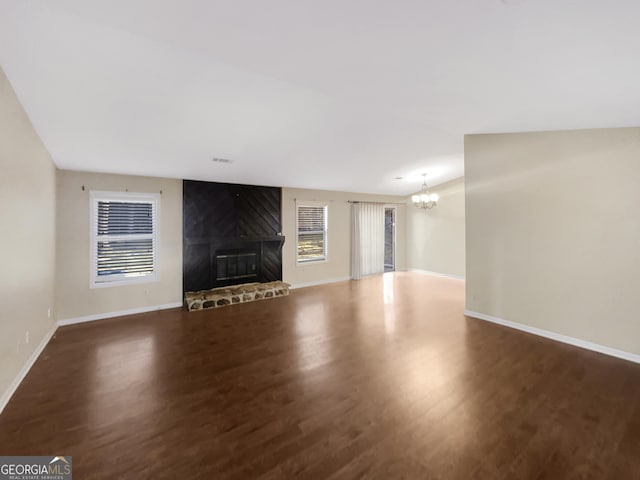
[90,333,157,428]
[383,272,396,335]
[293,300,332,376]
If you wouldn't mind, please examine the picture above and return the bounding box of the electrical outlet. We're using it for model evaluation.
[144,288,150,296]
[47,308,52,318]
[25,331,30,344]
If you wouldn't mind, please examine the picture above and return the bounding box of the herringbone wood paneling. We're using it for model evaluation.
[262,242,283,282]
[183,180,283,292]
[237,186,281,237]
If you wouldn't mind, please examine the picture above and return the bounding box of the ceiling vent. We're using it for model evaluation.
[212,157,234,164]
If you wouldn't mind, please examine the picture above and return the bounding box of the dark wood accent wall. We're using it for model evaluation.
[183,180,284,292]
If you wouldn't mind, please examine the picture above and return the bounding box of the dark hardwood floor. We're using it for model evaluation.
[1,272,640,479]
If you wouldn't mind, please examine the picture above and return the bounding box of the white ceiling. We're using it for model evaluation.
[1,0,639,195]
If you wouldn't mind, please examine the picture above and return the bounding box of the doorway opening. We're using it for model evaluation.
[384,207,396,272]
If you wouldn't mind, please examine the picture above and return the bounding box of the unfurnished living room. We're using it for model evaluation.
[1,1,640,479]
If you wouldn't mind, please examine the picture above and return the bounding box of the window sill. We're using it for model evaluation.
[90,275,160,289]
[296,258,328,266]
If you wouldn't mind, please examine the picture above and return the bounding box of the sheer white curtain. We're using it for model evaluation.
[351,202,385,279]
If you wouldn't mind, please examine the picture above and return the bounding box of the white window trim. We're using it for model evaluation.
[296,201,328,265]
[89,190,161,288]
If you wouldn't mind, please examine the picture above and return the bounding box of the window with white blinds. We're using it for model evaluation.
[90,191,160,287]
[296,204,328,263]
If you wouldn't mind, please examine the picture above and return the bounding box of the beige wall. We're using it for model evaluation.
[406,177,465,278]
[282,188,406,286]
[465,127,640,355]
[56,170,183,320]
[0,67,57,400]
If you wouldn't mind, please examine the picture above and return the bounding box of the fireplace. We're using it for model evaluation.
[182,180,285,292]
[215,249,258,281]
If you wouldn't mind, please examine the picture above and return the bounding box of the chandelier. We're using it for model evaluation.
[411,174,439,210]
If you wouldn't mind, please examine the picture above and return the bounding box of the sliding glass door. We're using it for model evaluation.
[384,207,395,272]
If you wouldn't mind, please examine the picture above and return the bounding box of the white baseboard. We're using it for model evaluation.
[0,323,57,415]
[58,302,183,326]
[409,268,465,281]
[289,276,351,290]
[464,309,640,365]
